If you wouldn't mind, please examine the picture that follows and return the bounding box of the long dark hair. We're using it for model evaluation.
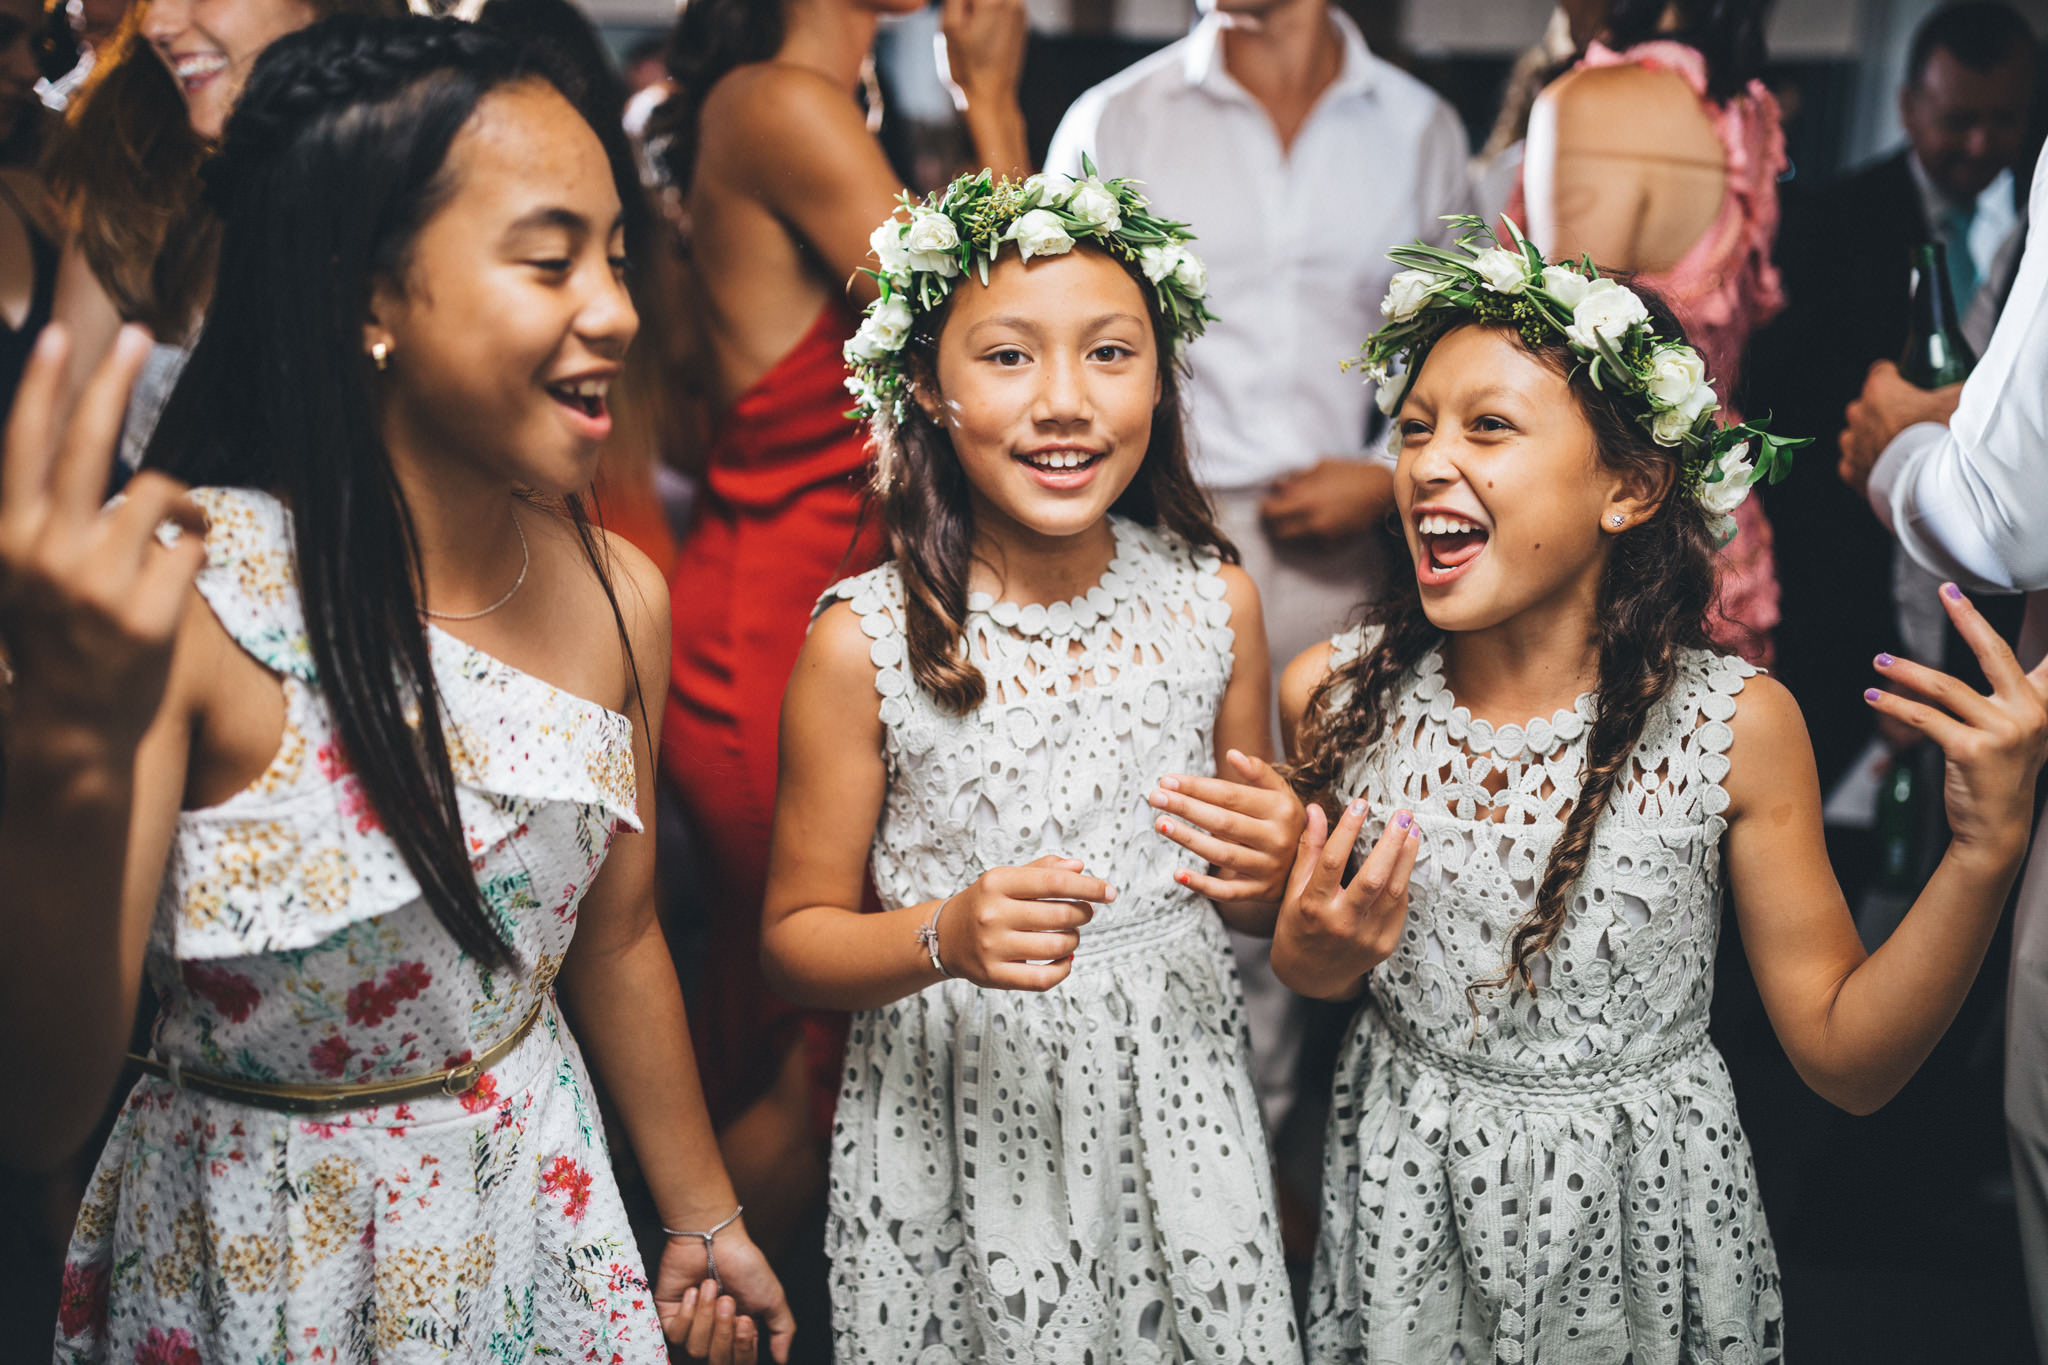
[144,15,633,970]
[1290,289,1719,1003]
[879,244,1237,714]
[642,0,784,192]
[1605,0,1772,101]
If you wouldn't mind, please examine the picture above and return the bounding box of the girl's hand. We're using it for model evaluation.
[0,324,206,754]
[1149,750,1307,904]
[655,1223,793,1364]
[1277,800,1421,991]
[936,854,1111,992]
[1865,583,2048,867]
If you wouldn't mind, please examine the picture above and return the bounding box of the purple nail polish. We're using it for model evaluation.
[1943,582,1964,601]
[1865,688,1883,702]
[1394,811,1412,829]
[1348,799,1366,817]
[1876,653,1894,667]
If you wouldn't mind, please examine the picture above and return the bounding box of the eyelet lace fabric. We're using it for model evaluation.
[1306,628,1784,1364]
[817,518,1300,1364]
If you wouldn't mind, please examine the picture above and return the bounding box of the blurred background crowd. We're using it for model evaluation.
[3,0,2045,1359]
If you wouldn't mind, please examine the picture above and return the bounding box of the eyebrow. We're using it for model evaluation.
[965,311,1148,338]
[500,207,628,239]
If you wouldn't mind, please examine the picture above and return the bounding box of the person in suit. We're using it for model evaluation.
[1745,1,2035,802]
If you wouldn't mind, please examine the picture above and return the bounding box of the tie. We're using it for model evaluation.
[1942,204,1980,313]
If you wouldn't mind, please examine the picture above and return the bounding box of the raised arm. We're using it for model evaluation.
[0,325,207,1169]
[1723,589,2047,1114]
[760,600,1109,1009]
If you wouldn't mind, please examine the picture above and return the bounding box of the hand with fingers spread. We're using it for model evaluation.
[655,1219,792,1363]
[1270,799,1422,1002]
[1865,583,2048,866]
[1149,749,1307,928]
[0,323,207,757]
[933,854,1113,993]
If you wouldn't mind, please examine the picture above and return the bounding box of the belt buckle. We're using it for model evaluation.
[442,1058,486,1098]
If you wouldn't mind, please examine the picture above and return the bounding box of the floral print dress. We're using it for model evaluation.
[55,487,665,1364]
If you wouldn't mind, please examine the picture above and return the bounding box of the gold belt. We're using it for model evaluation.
[126,998,548,1116]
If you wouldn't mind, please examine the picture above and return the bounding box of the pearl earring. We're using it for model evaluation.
[370,341,391,371]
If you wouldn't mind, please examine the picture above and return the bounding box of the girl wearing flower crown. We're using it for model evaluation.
[758,165,1304,1361]
[1266,221,2048,1361]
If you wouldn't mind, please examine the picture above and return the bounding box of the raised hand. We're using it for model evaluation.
[1271,800,1421,1001]
[1863,584,2048,866]
[656,1222,793,1364]
[935,853,1111,992]
[936,0,1027,114]
[0,324,206,755]
[1149,749,1307,907]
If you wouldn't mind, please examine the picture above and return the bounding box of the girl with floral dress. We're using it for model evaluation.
[757,168,1306,1362]
[1266,223,2048,1361]
[0,17,786,1363]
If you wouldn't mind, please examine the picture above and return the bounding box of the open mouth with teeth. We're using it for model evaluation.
[547,378,611,421]
[1414,511,1489,585]
[1016,448,1105,486]
[171,52,228,93]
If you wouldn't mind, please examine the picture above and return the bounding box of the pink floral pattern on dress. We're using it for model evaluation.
[57,488,658,1364]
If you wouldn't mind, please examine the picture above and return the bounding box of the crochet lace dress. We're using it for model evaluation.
[817,517,1300,1364]
[1306,629,1784,1364]
[56,488,664,1363]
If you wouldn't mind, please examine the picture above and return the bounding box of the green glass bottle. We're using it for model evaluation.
[1899,241,1977,388]
[1874,753,1920,892]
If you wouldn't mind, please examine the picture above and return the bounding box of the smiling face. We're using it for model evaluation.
[367,80,638,499]
[143,0,318,140]
[1902,45,2035,204]
[919,246,1162,547]
[1394,324,1661,635]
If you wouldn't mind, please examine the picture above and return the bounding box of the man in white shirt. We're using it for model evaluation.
[1841,128,2048,1361]
[1045,0,1472,1138]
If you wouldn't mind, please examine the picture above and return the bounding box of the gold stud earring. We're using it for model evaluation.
[370,341,391,371]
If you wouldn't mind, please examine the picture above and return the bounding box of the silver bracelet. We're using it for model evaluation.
[661,1205,744,1293]
[915,895,955,978]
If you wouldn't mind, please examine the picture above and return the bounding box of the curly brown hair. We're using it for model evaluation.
[1290,289,1722,1004]
[874,243,1236,715]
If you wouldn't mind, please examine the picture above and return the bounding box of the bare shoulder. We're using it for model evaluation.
[1540,63,1710,147]
[527,508,671,665]
[800,597,884,686]
[1280,640,1338,725]
[1721,668,1819,817]
[700,62,867,164]
[1214,562,1263,622]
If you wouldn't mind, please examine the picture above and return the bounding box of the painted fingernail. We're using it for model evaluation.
[1943,582,1964,601]
[1105,884,1118,902]
[1865,688,1883,702]
[1348,799,1367,817]
[1394,811,1412,829]
[1876,653,1895,667]
[1174,869,1188,884]
[1156,819,1172,835]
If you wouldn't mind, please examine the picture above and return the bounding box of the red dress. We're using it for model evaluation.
[662,299,880,1135]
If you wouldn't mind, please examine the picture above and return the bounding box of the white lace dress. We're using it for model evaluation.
[1306,629,1784,1364]
[817,517,1300,1365]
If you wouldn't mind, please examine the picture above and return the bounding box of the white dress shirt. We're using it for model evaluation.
[1870,135,2048,669]
[1046,11,1474,491]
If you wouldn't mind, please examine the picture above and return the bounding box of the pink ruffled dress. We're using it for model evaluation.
[1512,39,1790,664]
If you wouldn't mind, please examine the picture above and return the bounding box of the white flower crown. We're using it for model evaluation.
[1359,217,1807,544]
[843,156,1215,427]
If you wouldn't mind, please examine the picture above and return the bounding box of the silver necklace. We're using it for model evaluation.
[420,510,529,621]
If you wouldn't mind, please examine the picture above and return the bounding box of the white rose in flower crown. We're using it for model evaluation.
[1065,178,1122,232]
[1171,250,1206,296]
[1473,247,1530,294]
[1698,440,1755,517]
[1007,209,1075,261]
[1650,381,1718,445]
[1382,269,1437,322]
[903,211,961,277]
[1645,345,1708,408]
[1563,278,1650,351]
[1022,170,1075,206]
[1139,243,1178,283]
[1375,376,1403,416]
[869,221,910,278]
[1540,263,1591,309]
[859,294,914,356]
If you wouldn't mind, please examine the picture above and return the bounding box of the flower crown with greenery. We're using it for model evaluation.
[1357,216,1807,544]
[843,156,1216,427]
